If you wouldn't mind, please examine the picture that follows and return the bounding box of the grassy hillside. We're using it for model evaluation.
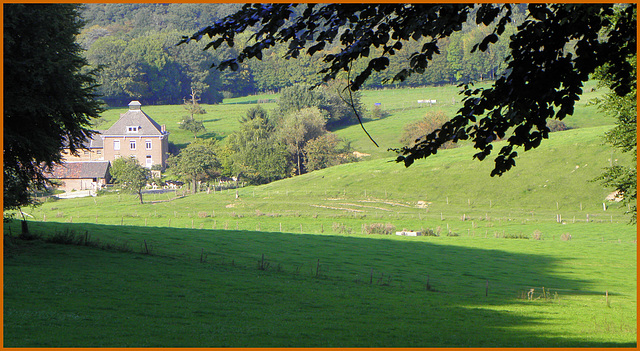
[339,80,612,159]
[5,82,635,347]
[20,124,634,241]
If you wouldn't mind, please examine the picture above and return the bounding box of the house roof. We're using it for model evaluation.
[104,101,165,136]
[82,130,105,148]
[62,130,105,149]
[48,161,110,180]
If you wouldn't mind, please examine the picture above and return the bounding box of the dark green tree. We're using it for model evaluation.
[224,106,290,184]
[181,3,635,176]
[278,107,327,175]
[304,133,353,172]
[111,157,150,204]
[84,30,224,106]
[275,82,365,129]
[592,9,637,221]
[4,4,103,217]
[168,139,220,193]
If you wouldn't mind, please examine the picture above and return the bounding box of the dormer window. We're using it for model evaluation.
[127,126,139,133]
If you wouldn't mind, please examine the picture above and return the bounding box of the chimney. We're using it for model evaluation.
[128,101,142,110]
[161,124,166,133]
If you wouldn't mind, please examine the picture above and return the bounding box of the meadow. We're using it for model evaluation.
[3,82,636,347]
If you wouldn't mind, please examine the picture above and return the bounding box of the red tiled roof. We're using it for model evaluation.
[48,161,110,180]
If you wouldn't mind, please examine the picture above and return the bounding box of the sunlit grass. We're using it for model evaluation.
[5,81,634,347]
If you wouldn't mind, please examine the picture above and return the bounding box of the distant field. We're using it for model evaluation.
[94,81,612,155]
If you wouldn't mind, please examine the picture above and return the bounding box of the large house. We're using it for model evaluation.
[50,101,169,192]
[101,101,170,170]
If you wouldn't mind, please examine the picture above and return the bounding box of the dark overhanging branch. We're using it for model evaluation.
[336,63,379,148]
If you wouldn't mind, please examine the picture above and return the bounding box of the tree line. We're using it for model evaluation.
[78,3,527,106]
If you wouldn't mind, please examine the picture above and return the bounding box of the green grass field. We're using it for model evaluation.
[3,218,636,347]
[4,83,636,347]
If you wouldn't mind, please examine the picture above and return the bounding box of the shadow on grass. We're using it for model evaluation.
[4,220,636,348]
[198,131,224,140]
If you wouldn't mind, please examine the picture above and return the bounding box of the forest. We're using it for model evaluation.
[79,3,528,106]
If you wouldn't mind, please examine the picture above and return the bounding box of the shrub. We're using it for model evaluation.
[399,111,458,149]
[532,230,542,240]
[369,105,389,119]
[102,240,133,253]
[363,223,395,235]
[422,228,439,237]
[46,229,96,246]
[504,233,529,239]
[198,211,211,218]
[332,222,352,234]
[547,119,569,132]
[18,230,42,241]
[46,229,77,244]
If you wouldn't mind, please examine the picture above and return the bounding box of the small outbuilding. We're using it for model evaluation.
[47,161,111,193]
[396,231,422,237]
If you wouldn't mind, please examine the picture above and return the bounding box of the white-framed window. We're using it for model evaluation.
[97,150,102,155]
[145,140,152,150]
[127,126,139,133]
[113,140,120,150]
[130,140,136,150]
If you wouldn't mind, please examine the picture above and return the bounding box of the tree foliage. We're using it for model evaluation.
[274,81,365,129]
[591,8,637,221]
[400,111,458,150]
[168,140,220,193]
[4,4,103,211]
[181,3,636,176]
[304,133,354,172]
[111,157,150,204]
[79,4,526,103]
[278,107,328,175]
[85,31,224,106]
[224,106,290,184]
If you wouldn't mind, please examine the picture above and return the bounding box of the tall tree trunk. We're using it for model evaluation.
[297,146,301,176]
[193,174,198,193]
